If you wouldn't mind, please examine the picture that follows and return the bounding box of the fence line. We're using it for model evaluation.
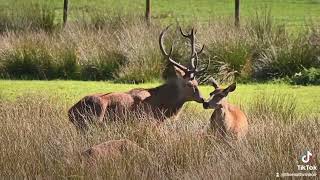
[61,0,241,27]
[63,0,69,27]
[235,0,240,27]
[145,0,151,25]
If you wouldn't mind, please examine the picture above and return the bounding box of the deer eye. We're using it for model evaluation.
[209,92,214,96]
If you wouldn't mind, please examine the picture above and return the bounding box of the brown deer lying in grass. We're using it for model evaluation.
[203,78,248,140]
[81,139,148,166]
[68,26,209,130]
[81,139,153,167]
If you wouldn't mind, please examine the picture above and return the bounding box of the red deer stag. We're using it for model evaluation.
[203,78,248,140]
[68,26,209,130]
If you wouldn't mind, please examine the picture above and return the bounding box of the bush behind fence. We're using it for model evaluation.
[0,4,319,84]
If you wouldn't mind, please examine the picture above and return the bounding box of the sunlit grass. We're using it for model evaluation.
[0,88,319,178]
[0,0,318,26]
[1,80,319,114]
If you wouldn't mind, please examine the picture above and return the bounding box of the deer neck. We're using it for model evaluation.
[216,98,229,110]
[148,78,186,110]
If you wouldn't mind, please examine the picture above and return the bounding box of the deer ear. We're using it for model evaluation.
[174,66,186,78]
[224,83,236,93]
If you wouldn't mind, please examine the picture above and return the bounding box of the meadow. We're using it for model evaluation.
[0,0,319,84]
[0,80,319,178]
[1,0,320,26]
[1,80,320,114]
[0,0,319,179]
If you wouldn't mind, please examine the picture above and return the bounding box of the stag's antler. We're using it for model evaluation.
[159,26,210,79]
[159,26,189,72]
[179,27,205,70]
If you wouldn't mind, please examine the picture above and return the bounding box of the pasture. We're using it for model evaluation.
[0,0,319,179]
[0,80,319,178]
[1,80,320,113]
[1,0,320,27]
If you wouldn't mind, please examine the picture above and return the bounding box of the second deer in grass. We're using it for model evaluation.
[203,78,248,140]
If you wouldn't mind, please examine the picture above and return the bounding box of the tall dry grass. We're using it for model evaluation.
[0,10,319,83]
[0,93,319,179]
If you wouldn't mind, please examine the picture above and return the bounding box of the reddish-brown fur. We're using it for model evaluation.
[203,81,248,140]
[81,139,147,165]
[68,26,209,130]
[68,74,203,130]
[68,92,140,129]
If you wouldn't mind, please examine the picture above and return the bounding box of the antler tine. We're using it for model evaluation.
[192,52,199,70]
[160,26,188,72]
[191,44,205,71]
[180,27,206,70]
[167,47,189,71]
[179,27,189,38]
[189,28,204,56]
[179,27,195,55]
[197,45,205,55]
[159,25,171,57]
[190,28,196,67]
[209,77,219,89]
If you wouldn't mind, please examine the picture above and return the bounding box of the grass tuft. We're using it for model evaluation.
[0,92,318,178]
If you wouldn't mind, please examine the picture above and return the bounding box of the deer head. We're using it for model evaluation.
[159,26,209,103]
[203,78,237,109]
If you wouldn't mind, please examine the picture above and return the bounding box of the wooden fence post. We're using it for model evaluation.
[235,0,240,27]
[145,0,151,25]
[63,0,69,27]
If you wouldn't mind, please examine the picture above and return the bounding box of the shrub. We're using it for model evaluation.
[1,41,80,80]
[2,45,58,79]
[206,41,250,82]
[81,51,128,80]
[291,67,320,85]
[0,11,319,83]
[57,48,80,80]
[117,53,164,83]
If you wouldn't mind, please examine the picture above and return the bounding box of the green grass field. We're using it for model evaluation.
[0,1,319,179]
[1,80,319,114]
[1,0,319,27]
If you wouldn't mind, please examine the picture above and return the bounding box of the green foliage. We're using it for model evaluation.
[239,11,320,81]
[291,67,320,85]
[81,51,128,80]
[0,7,319,83]
[1,46,131,81]
[206,41,250,81]
[57,48,80,80]
[117,49,164,83]
[3,45,58,79]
